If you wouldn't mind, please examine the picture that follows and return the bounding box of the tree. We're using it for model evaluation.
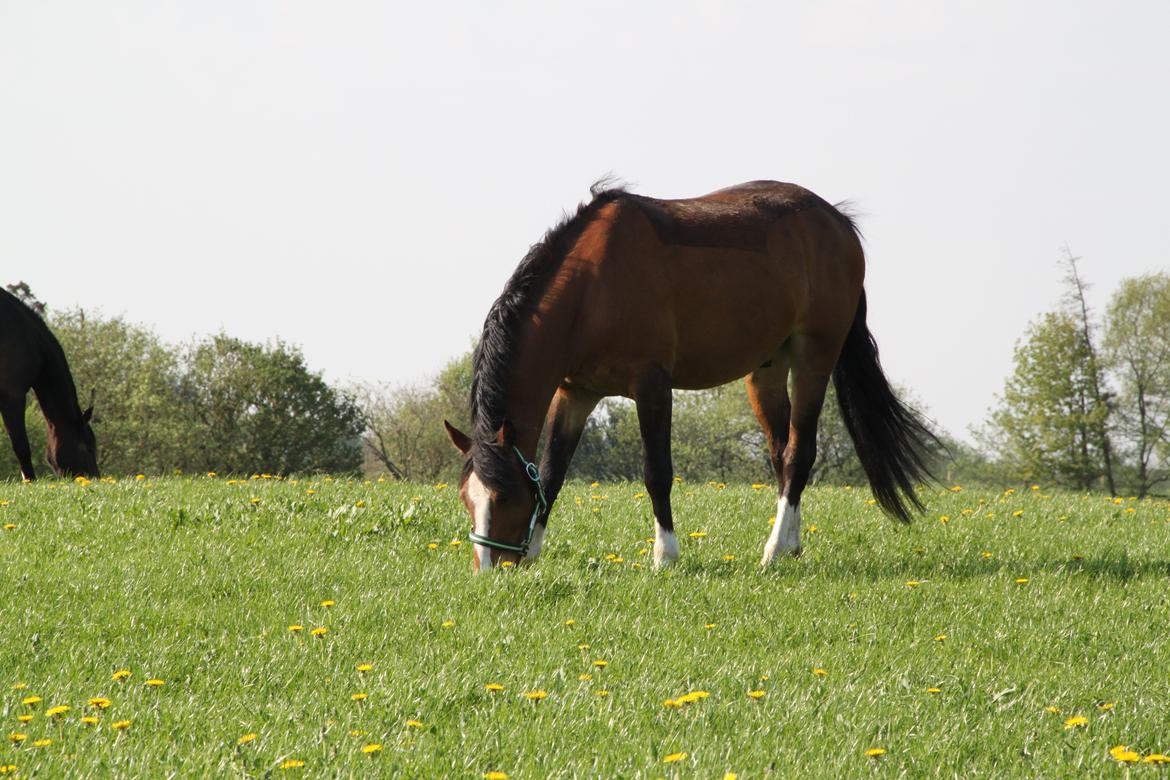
[180,336,365,474]
[986,311,1111,489]
[1104,273,1170,497]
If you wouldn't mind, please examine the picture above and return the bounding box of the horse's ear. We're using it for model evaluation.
[444,420,472,455]
[495,419,515,448]
[81,405,94,424]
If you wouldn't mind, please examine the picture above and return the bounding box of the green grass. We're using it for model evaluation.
[1,475,1169,778]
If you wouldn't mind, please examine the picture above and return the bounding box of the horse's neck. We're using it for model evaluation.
[31,347,81,434]
[498,300,579,455]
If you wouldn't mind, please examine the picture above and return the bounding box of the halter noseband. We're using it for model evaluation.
[467,446,547,557]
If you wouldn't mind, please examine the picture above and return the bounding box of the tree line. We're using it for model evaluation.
[6,263,1168,495]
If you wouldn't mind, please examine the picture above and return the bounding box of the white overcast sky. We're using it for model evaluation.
[2,1,1167,443]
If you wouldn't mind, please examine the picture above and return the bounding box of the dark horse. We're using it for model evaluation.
[445,180,934,571]
[0,288,98,480]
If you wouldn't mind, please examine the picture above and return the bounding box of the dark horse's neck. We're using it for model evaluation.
[32,334,84,438]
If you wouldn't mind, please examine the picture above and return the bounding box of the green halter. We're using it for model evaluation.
[467,446,547,557]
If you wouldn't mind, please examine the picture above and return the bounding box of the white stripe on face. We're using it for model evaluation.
[761,495,802,566]
[467,472,493,571]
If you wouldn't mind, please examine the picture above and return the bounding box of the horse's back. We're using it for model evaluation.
[0,290,47,396]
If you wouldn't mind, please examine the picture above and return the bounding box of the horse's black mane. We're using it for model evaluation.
[468,180,626,492]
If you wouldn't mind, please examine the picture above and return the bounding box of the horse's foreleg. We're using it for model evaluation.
[534,385,601,559]
[634,367,677,568]
[0,396,36,481]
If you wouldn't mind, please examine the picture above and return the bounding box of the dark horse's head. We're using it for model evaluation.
[444,419,544,573]
[47,403,99,478]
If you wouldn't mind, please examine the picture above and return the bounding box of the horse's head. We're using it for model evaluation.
[445,419,545,572]
[47,403,99,479]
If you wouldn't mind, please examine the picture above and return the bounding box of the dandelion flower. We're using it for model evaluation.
[288,625,304,633]
[1064,716,1088,729]
[1045,706,1060,713]
[579,674,593,682]
[20,696,41,706]
[1,524,14,531]
[88,697,112,709]
[563,619,575,626]
[145,679,165,687]
[9,684,24,690]
[905,580,922,587]
[362,743,383,754]
[320,600,335,608]
[449,539,462,546]
[747,690,766,699]
[310,627,328,637]
[523,691,547,701]
[723,554,735,561]
[688,531,707,539]
[704,623,716,630]
[32,738,50,747]
[238,733,257,745]
[426,543,438,551]
[1098,702,1114,711]
[865,748,887,757]
[933,634,947,642]
[81,716,99,725]
[112,669,131,681]
[45,705,70,717]
[406,720,424,728]
[7,734,25,743]
[112,719,131,730]
[594,689,609,697]
[1110,745,1140,763]
[927,687,942,694]
[1015,578,1029,585]
[1145,754,1170,764]
[16,716,32,723]
[663,752,688,763]
[351,693,368,701]
[813,668,828,677]
[356,664,373,673]
[484,683,505,692]
[592,660,608,668]
[350,730,367,737]
[723,774,737,780]
[677,691,709,704]
[441,620,455,629]
[662,699,681,708]
[279,759,305,769]
[483,773,509,780]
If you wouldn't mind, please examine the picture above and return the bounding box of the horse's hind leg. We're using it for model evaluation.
[745,355,795,557]
[759,336,836,566]
[1,395,36,481]
[535,385,601,559]
[633,366,679,568]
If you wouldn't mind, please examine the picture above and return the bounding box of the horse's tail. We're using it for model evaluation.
[832,290,938,522]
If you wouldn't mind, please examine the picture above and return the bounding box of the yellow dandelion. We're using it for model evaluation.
[500,561,515,568]
[406,720,424,728]
[1098,702,1114,711]
[88,697,112,709]
[350,729,367,737]
[441,620,455,629]
[592,660,608,668]
[363,743,383,754]
[320,599,335,608]
[813,668,828,677]
[484,683,505,692]
[1064,716,1088,729]
[578,643,590,650]
[238,733,257,745]
[523,690,547,701]
[676,691,709,704]
[16,716,32,723]
[351,693,368,701]
[20,696,41,706]
[981,551,993,559]
[663,752,688,763]
[747,690,766,699]
[1,524,14,531]
[905,580,922,587]
[112,719,132,730]
[145,679,165,687]
[1012,510,1024,517]
[279,759,305,769]
[45,705,70,717]
[310,627,328,637]
[81,716,99,725]
[1110,745,1140,763]
[723,554,735,561]
[594,689,609,697]
[579,674,593,682]
[483,772,509,780]
[7,734,25,743]
[865,747,887,757]
[426,543,438,550]
[1144,754,1170,764]
[688,531,707,539]
[1015,578,1029,585]
[704,623,716,630]
[32,738,50,747]
[9,683,24,690]
[449,539,462,546]
[927,687,942,694]
[249,497,261,505]
[356,664,373,673]
[563,619,576,626]
[662,699,681,708]
[933,634,947,642]
[288,625,304,632]
[1045,705,1060,713]
[112,669,131,680]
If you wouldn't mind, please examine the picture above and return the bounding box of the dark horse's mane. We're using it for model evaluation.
[467,180,627,493]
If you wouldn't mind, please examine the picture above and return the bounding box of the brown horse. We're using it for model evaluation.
[0,288,98,480]
[445,180,934,571]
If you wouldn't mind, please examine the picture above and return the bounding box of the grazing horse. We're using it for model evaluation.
[0,288,98,480]
[445,180,934,571]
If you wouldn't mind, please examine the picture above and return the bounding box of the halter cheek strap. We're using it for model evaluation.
[467,446,547,557]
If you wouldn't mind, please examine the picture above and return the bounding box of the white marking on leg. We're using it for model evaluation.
[761,495,802,566]
[525,523,546,560]
[654,520,679,569]
[467,472,493,572]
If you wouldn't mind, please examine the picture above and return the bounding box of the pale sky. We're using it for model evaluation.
[2,1,1167,443]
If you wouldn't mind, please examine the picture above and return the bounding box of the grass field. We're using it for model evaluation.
[1,474,1169,778]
